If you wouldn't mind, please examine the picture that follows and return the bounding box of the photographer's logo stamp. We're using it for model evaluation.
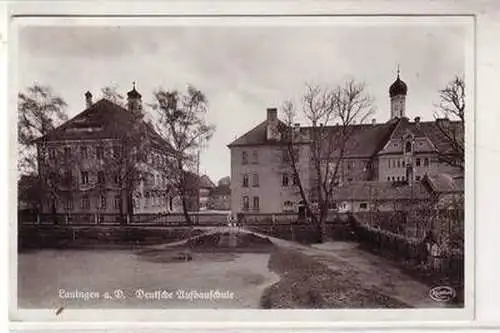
[429,286,456,303]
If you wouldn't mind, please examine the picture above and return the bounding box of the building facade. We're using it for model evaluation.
[36,85,177,218]
[228,73,464,214]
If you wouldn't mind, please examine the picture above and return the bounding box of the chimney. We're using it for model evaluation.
[293,123,300,134]
[371,118,376,125]
[266,107,280,141]
[267,107,278,121]
[85,91,93,109]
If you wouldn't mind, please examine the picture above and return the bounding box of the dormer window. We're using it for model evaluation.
[405,141,412,153]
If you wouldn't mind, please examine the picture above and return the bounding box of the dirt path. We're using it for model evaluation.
[226,228,444,308]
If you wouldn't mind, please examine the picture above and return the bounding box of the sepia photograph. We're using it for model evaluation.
[11,14,473,321]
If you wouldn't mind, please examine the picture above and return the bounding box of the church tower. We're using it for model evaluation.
[127,82,143,117]
[389,67,408,119]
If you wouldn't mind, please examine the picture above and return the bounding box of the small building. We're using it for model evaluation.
[208,184,231,211]
[330,180,432,213]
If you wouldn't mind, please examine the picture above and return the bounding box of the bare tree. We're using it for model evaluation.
[101,85,126,107]
[434,75,465,171]
[151,85,215,225]
[281,80,374,242]
[18,85,68,175]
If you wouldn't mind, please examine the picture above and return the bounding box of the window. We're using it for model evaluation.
[292,174,300,186]
[80,195,90,209]
[114,195,121,209]
[64,147,71,160]
[424,158,429,166]
[64,170,72,186]
[402,160,405,167]
[282,149,290,163]
[252,173,259,187]
[113,146,122,159]
[242,196,249,211]
[405,141,412,153]
[397,160,401,168]
[253,196,260,210]
[98,195,106,209]
[65,197,73,211]
[360,203,368,209]
[387,176,390,181]
[48,148,57,160]
[347,161,352,170]
[397,176,400,181]
[242,151,248,165]
[252,150,259,164]
[416,176,421,181]
[80,146,88,160]
[282,174,289,187]
[97,171,105,184]
[113,173,119,184]
[328,202,338,210]
[416,158,421,167]
[96,146,104,160]
[81,171,89,185]
[242,174,249,187]
[388,160,391,168]
[391,176,395,181]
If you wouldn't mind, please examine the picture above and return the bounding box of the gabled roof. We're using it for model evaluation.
[35,99,174,153]
[331,181,431,201]
[184,172,215,190]
[210,184,231,196]
[424,173,464,194]
[228,117,397,157]
[306,122,397,157]
[200,175,216,188]
[380,117,463,155]
[228,114,462,159]
[227,120,290,147]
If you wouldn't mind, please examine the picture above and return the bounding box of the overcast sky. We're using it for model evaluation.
[18,21,467,182]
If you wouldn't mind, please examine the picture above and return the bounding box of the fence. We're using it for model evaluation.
[352,212,464,304]
[20,212,228,227]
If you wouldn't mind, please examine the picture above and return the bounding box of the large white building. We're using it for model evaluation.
[35,85,179,219]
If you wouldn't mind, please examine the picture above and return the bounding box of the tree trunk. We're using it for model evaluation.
[51,199,58,225]
[181,192,192,225]
[119,188,126,225]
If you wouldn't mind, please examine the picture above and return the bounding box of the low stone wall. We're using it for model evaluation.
[18,225,204,251]
[246,219,356,244]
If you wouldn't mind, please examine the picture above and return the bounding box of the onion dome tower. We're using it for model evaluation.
[389,66,408,119]
[127,81,143,116]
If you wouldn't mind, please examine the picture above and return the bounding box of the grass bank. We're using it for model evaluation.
[260,246,411,309]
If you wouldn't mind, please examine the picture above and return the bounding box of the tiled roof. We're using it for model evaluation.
[424,173,464,194]
[380,118,463,155]
[200,175,216,188]
[210,184,231,196]
[227,120,290,147]
[35,99,174,153]
[331,181,431,201]
[184,172,215,190]
[307,122,397,157]
[228,117,397,157]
